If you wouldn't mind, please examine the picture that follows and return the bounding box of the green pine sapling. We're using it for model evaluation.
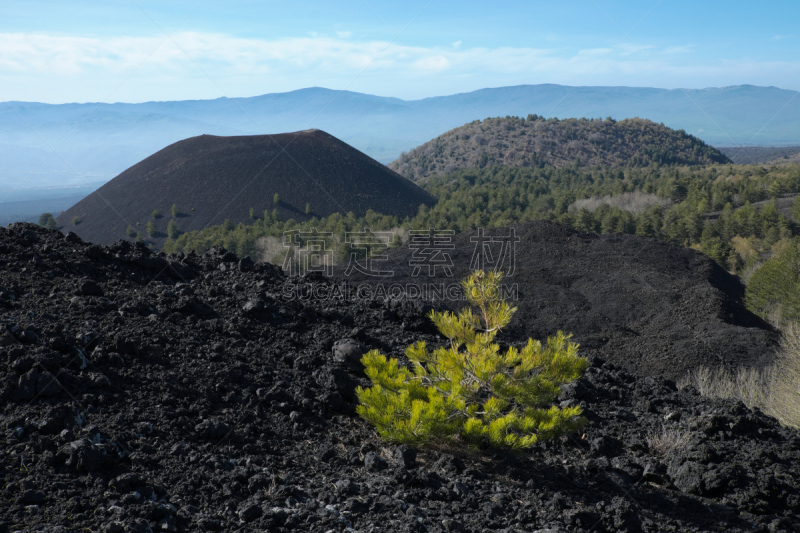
[356,270,589,449]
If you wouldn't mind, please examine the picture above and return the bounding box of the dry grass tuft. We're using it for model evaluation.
[679,365,774,411]
[679,323,800,428]
[770,322,800,427]
[255,236,285,264]
[646,425,692,456]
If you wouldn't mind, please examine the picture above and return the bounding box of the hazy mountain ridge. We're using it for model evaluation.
[720,146,800,165]
[390,116,730,181]
[2,84,798,193]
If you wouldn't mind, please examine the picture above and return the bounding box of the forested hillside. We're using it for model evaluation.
[160,162,800,277]
[41,113,800,326]
[389,116,731,182]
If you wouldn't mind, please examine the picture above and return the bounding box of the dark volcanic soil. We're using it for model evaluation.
[340,222,778,381]
[56,130,437,246]
[1,223,799,533]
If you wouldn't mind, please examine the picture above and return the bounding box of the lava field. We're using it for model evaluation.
[1,222,799,533]
[341,222,778,381]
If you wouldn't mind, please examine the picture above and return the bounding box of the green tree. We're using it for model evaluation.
[670,184,688,203]
[71,216,81,226]
[167,218,179,239]
[126,225,136,238]
[746,242,800,325]
[38,213,57,229]
[151,209,160,219]
[305,203,312,215]
[727,248,743,273]
[699,225,731,267]
[792,196,800,223]
[356,270,588,449]
[574,208,596,233]
[273,193,280,205]
[146,221,155,237]
[249,207,256,219]
[171,204,179,217]
[336,239,354,264]
[38,212,53,226]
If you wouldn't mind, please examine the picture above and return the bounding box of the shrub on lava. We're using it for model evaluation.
[356,270,588,449]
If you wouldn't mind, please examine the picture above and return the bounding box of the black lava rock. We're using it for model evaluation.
[0,222,798,533]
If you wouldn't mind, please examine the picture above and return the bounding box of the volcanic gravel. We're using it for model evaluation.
[1,222,799,533]
[340,221,778,381]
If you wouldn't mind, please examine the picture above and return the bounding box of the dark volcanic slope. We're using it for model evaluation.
[1,223,800,533]
[389,116,731,182]
[56,130,437,246]
[341,222,777,380]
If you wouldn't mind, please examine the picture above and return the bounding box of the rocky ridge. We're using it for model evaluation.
[0,222,799,533]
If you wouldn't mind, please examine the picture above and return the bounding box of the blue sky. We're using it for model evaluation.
[1,0,798,103]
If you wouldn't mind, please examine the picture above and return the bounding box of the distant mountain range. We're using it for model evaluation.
[2,84,799,195]
[718,145,800,165]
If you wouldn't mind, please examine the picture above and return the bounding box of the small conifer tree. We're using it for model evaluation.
[38,213,57,229]
[167,218,179,239]
[171,204,179,217]
[146,221,155,237]
[126,225,136,238]
[151,209,160,219]
[38,212,54,227]
[273,193,280,205]
[746,239,800,326]
[356,270,588,449]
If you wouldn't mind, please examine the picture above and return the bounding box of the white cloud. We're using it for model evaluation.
[664,45,693,54]
[413,55,450,71]
[0,31,798,102]
[336,31,352,39]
